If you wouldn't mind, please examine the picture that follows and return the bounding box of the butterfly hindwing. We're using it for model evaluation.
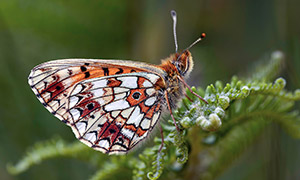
[28,59,163,154]
[67,73,162,154]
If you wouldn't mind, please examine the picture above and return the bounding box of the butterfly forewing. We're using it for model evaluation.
[28,59,163,154]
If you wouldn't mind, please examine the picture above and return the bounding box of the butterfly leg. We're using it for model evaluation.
[183,90,193,102]
[178,76,208,104]
[158,123,164,152]
[165,91,181,132]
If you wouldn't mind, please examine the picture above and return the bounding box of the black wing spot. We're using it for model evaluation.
[43,81,48,89]
[84,63,90,66]
[107,80,111,85]
[68,69,73,75]
[76,95,84,102]
[87,103,94,110]
[109,128,116,134]
[84,72,90,78]
[132,92,141,100]
[115,68,123,74]
[80,66,87,72]
[90,115,95,119]
[130,69,136,72]
[55,86,61,90]
[102,67,109,76]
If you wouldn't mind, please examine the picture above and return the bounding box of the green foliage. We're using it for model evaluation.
[7,51,300,179]
[7,137,97,175]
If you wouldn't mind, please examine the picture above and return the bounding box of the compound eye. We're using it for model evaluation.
[179,64,184,71]
[176,63,184,73]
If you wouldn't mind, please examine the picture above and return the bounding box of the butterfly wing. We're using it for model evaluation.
[28,59,163,154]
[68,73,162,154]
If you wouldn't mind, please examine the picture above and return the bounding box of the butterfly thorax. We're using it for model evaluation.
[157,50,194,109]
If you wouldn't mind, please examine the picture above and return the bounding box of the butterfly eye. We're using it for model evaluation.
[174,62,184,74]
[132,92,141,100]
[179,64,184,70]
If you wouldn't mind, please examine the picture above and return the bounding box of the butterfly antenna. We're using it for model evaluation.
[183,33,206,52]
[176,33,206,62]
[171,10,178,52]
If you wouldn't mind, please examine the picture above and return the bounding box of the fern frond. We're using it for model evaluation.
[89,156,132,180]
[7,137,89,175]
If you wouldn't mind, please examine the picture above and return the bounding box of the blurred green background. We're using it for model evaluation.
[0,0,300,179]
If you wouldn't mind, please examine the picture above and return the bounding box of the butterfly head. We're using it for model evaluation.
[168,10,205,78]
[173,50,194,77]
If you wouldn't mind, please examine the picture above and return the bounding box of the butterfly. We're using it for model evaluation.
[28,10,207,155]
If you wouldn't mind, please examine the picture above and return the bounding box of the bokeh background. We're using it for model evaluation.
[1,0,300,179]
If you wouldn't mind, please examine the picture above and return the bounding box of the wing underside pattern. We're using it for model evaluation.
[28,59,163,154]
[68,74,162,154]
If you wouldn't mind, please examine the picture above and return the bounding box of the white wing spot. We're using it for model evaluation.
[144,74,160,83]
[84,132,97,142]
[118,76,138,89]
[114,92,127,100]
[145,88,155,96]
[145,96,156,106]
[30,69,44,77]
[98,139,110,149]
[142,80,152,87]
[140,118,151,130]
[104,99,130,111]
[114,87,129,93]
[98,114,110,125]
[69,96,79,108]
[75,121,87,135]
[71,84,84,95]
[92,88,104,99]
[121,107,134,118]
[127,106,143,127]
[121,128,135,139]
[111,110,120,118]
[110,144,126,151]
[151,112,160,127]
[70,108,80,120]
[91,79,107,89]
